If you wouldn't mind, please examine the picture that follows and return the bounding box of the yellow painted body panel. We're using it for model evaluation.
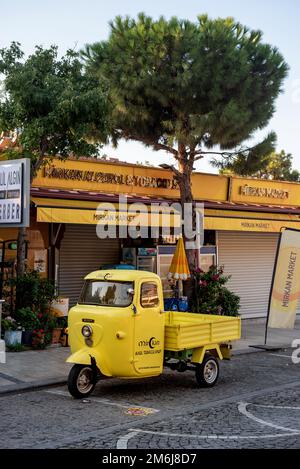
[67,270,165,378]
[191,344,223,364]
[67,270,241,378]
[164,311,241,351]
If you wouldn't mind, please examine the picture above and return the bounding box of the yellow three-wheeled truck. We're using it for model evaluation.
[66,270,241,398]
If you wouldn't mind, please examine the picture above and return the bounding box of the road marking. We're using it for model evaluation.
[116,431,141,449]
[238,402,300,433]
[0,371,25,384]
[270,354,294,359]
[45,389,159,413]
[250,404,300,410]
[116,428,300,448]
[116,401,300,448]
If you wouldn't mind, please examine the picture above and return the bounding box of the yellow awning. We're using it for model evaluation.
[32,197,181,227]
[204,208,300,233]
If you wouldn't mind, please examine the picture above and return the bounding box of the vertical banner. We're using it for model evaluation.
[268,228,300,329]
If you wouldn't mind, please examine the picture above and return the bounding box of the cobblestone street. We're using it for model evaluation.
[0,349,299,449]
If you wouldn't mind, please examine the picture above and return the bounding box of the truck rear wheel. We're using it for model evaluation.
[67,364,96,399]
[195,355,219,387]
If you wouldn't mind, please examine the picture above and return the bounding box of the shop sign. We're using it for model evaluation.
[267,228,300,329]
[0,158,30,227]
[239,184,289,200]
[43,165,178,190]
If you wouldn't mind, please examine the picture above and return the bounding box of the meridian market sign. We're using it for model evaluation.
[0,159,30,227]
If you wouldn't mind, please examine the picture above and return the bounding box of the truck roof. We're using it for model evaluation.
[84,269,161,282]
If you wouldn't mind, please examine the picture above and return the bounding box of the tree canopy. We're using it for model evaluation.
[0,43,109,175]
[83,13,288,269]
[217,149,300,181]
[0,43,110,276]
[83,13,288,170]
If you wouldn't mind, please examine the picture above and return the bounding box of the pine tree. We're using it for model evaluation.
[84,13,288,269]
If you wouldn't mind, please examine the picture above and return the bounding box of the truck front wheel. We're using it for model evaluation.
[195,355,219,387]
[67,364,96,399]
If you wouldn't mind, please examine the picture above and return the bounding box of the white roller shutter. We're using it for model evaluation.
[59,224,120,306]
[217,231,279,318]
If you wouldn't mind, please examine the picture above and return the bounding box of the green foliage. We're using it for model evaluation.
[15,307,40,330]
[10,270,57,313]
[83,13,288,157]
[257,150,300,181]
[213,132,277,175]
[6,343,26,352]
[216,148,300,181]
[31,312,57,349]
[190,266,240,316]
[0,43,109,175]
[1,316,19,331]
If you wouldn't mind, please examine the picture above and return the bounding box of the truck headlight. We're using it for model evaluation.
[82,325,93,338]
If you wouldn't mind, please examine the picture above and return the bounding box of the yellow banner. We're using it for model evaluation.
[205,217,300,233]
[268,229,300,329]
[36,206,181,227]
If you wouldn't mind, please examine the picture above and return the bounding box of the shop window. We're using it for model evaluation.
[140,282,159,308]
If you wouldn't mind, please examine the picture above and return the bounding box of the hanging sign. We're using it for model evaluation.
[0,158,30,227]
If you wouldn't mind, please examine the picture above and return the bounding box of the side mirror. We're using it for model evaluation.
[127,288,135,297]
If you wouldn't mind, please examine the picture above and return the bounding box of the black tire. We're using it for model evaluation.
[67,364,96,399]
[195,355,219,387]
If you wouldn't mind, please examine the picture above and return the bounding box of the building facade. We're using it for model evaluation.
[2,156,300,319]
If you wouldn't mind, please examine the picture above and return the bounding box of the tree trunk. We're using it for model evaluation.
[177,145,198,298]
[177,146,198,271]
[16,226,27,278]
[16,158,40,278]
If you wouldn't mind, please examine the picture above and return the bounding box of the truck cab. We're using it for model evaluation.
[67,270,165,384]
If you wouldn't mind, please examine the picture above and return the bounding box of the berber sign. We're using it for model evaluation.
[0,158,30,227]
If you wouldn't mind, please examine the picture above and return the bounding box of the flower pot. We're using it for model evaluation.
[32,331,46,349]
[22,330,33,346]
[51,328,63,344]
[4,330,22,346]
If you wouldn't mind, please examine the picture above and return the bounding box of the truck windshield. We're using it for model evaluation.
[78,280,134,307]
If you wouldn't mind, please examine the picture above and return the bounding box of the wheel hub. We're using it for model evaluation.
[204,360,218,384]
[77,367,94,393]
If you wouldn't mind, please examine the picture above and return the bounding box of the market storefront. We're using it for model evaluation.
[2,157,300,318]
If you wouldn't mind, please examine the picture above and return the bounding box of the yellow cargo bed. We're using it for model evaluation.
[164,311,241,351]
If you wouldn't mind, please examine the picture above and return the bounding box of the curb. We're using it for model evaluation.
[0,378,67,396]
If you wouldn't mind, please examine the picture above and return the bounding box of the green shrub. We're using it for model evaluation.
[15,307,40,330]
[6,343,26,352]
[10,270,56,314]
[190,265,240,316]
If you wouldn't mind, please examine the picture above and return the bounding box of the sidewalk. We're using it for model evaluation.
[0,319,299,395]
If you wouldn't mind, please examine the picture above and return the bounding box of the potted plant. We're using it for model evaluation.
[190,265,240,316]
[50,316,63,344]
[31,328,46,349]
[15,307,40,346]
[2,317,22,346]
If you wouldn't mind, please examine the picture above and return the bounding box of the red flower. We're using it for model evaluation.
[212,275,219,281]
[195,267,203,274]
[199,280,208,287]
[38,313,43,319]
